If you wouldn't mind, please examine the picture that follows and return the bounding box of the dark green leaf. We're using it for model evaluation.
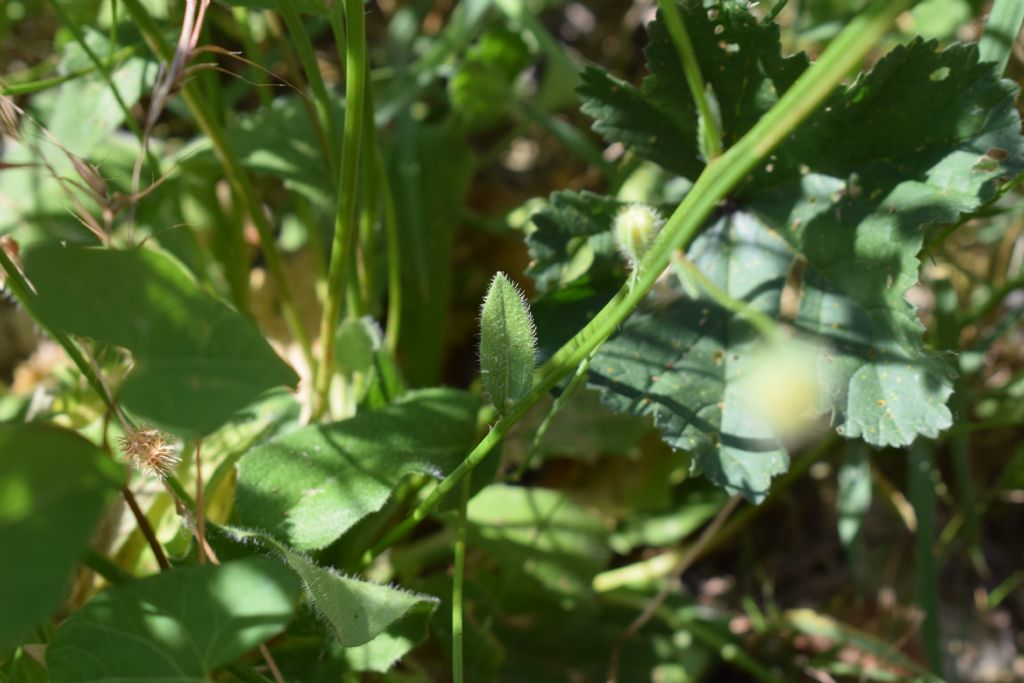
[234,388,479,550]
[179,95,340,211]
[47,558,300,682]
[22,244,298,436]
[527,191,629,293]
[392,120,474,386]
[579,2,806,178]
[0,424,121,650]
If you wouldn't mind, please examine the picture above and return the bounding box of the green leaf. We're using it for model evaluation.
[229,529,438,650]
[467,484,610,600]
[48,46,159,159]
[335,316,381,376]
[392,120,474,387]
[579,2,806,178]
[0,424,121,650]
[234,388,479,550]
[47,558,301,682]
[546,6,1024,499]
[590,215,793,501]
[22,244,298,436]
[274,544,436,649]
[480,273,537,413]
[179,95,339,212]
[338,604,435,673]
[527,191,630,293]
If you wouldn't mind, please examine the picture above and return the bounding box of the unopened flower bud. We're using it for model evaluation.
[614,204,663,286]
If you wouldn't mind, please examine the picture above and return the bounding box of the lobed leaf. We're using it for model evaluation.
[534,3,1024,499]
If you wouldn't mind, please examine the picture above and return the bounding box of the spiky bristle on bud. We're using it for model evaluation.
[118,427,180,478]
[613,205,664,286]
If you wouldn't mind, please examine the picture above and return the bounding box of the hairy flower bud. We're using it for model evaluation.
[614,204,663,286]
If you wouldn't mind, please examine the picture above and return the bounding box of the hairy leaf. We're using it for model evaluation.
[47,558,300,682]
[234,388,479,550]
[22,244,298,436]
[229,529,438,650]
[480,273,537,413]
[0,425,121,649]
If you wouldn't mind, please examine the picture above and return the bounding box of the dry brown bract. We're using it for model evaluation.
[118,427,180,478]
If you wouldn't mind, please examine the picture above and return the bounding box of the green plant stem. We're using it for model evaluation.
[361,0,911,566]
[83,547,135,584]
[0,45,139,96]
[656,0,723,158]
[514,351,594,480]
[452,476,470,683]
[377,143,403,354]
[275,0,341,173]
[120,0,312,363]
[980,0,1024,75]
[908,442,944,678]
[313,0,368,419]
[44,0,160,176]
[602,593,786,683]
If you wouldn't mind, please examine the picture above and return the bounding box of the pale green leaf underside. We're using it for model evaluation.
[229,529,438,650]
[234,388,479,550]
[480,273,537,412]
[591,215,791,501]
[47,559,300,683]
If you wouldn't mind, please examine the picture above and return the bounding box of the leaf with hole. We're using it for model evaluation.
[537,5,1024,499]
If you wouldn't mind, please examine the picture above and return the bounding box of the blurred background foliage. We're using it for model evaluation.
[1,0,1023,681]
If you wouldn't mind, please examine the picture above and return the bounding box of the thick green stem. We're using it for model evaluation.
[313,0,368,419]
[452,476,470,683]
[656,0,722,158]
[360,0,910,565]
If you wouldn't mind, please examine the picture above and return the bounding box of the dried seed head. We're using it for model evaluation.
[0,95,19,139]
[118,427,180,478]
